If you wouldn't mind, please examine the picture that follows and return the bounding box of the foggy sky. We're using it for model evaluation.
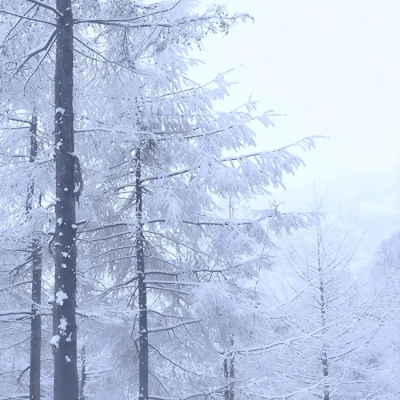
[194,0,400,250]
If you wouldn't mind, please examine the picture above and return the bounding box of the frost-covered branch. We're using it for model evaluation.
[238,302,367,355]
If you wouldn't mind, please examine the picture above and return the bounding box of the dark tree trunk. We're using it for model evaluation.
[223,336,235,400]
[53,1,79,399]
[136,148,149,400]
[79,346,86,400]
[30,238,42,400]
[223,358,229,400]
[321,348,329,400]
[27,116,42,400]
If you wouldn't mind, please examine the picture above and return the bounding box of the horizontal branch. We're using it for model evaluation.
[0,8,56,26]
[0,310,31,317]
[144,280,199,287]
[0,113,31,125]
[135,319,201,340]
[85,231,132,242]
[73,13,247,29]
[146,217,264,227]
[80,222,129,234]
[146,285,189,296]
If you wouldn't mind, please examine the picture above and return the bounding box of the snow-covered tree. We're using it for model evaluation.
[0,1,322,399]
[363,231,400,399]
[234,205,381,400]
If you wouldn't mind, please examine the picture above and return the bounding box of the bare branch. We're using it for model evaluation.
[16,365,30,384]
[23,31,56,92]
[12,29,57,77]
[0,8,56,26]
[0,114,31,125]
[138,319,201,337]
[0,5,36,47]
[25,0,63,17]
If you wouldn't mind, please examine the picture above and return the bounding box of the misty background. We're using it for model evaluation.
[193,0,400,250]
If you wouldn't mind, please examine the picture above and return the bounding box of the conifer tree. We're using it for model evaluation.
[0,2,321,399]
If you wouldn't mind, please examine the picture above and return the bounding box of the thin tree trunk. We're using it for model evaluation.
[30,238,42,400]
[317,228,329,400]
[27,115,42,400]
[223,336,235,400]
[53,1,79,399]
[229,335,235,400]
[223,358,229,400]
[136,147,149,400]
[79,346,86,400]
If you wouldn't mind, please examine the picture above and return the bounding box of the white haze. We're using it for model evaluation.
[194,0,400,250]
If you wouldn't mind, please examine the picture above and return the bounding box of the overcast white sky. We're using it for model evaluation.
[193,0,400,250]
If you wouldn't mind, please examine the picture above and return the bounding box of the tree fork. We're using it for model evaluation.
[53,1,79,399]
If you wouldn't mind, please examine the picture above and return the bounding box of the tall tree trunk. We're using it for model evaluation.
[27,115,42,400]
[317,229,329,400]
[53,1,79,399]
[136,147,149,400]
[30,238,42,400]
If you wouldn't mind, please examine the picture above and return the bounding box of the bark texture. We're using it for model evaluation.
[27,116,42,400]
[53,1,79,399]
[136,147,149,400]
